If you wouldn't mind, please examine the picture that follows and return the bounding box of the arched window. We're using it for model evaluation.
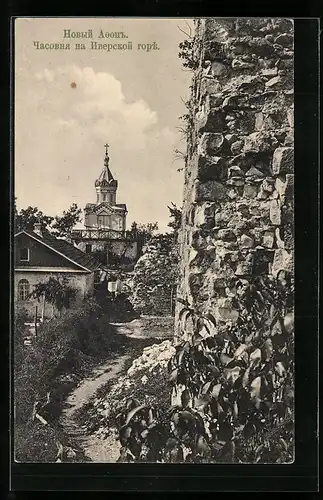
[18,279,30,301]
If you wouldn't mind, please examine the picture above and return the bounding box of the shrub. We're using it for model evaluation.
[14,297,130,462]
[117,274,294,463]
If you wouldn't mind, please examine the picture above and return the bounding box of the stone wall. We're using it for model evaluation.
[176,18,294,338]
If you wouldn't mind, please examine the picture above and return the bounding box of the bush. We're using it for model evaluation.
[14,297,130,462]
[117,274,294,463]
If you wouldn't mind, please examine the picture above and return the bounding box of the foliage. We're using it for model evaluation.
[14,204,54,233]
[51,203,82,238]
[167,203,182,236]
[130,233,179,316]
[14,200,82,238]
[30,275,77,312]
[129,221,159,244]
[178,39,198,70]
[14,298,130,462]
[117,274,294,463]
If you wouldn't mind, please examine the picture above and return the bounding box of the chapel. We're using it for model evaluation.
[83,144,127,235]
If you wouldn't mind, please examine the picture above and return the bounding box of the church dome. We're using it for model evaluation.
[95,146,118,188]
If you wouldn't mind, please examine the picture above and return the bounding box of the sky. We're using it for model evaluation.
[14,18,194,232]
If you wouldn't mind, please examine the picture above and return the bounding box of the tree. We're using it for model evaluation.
[130,232,179,316]
[14,205,54,233]
[30,275,77,314]
[129,221,159,244]
[51,203,82,238]
[14,201,82,239]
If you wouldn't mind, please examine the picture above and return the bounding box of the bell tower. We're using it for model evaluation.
[94,144,118,204]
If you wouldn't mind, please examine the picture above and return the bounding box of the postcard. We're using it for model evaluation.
[13,17,295,465]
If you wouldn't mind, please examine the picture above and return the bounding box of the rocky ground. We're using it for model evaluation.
[59,316,174,462]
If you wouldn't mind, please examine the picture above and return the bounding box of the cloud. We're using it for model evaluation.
[33,65,158,150]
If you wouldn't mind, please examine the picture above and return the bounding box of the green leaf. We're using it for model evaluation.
[283,312,294,334]
[223,366,241,384]
[242,367,250,389]
[201,380,213,395]
[250,376,261,400]
[262,338,273,362]
[220,353,234,366]
[125,404,147,425]
[204,312,217,327]
[196,435,212,457]
[119,424,132,445]
[169,368,179,383]
[211,383,222,399]
[181,389,191,408]
[234,344,248,359]
[218,421,233,442]
[194,395,211,410]
[177,298,190,307]
[275,361,285,376]
[249,348,262,368]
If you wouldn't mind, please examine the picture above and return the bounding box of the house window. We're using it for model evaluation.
[85,244,92,254]
[18,279,30,301]
[19,248,29,262]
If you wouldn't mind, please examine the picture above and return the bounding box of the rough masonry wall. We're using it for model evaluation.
[176,18,294,338]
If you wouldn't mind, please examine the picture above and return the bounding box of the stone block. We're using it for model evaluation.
[262,177,275,192]
[196,154,228,181]
[272,147,294,175]
[255,112,264,130]
[195,108,226,133]
[198,132,225,156]
[200,77,222,98]
[262,230,275,248]
[193,180,227,202]
[240,234,254,248]
[257,185,269,199]
[235,254,254,276]
[274,33,293,48]
[253,249,275,275]
[194,202,217,228]
[243,183,258,198]
[228,165,244,178]
[217,229,237,241]
[275,174,294,201]
[243,131,279,153]
[231,140,244,155]
[261,67,278,77]
[265,75,282,88]
[270,199,281,225]
[245,166,265,183]
[271,249,294,277]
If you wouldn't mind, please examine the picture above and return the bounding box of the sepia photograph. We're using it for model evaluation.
[13,17,294,464]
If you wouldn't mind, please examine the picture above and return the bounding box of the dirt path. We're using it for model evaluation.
[60,353,130,462]
[59,317,173,462]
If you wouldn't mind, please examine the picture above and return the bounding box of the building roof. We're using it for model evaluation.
[95,153,117,187]
[85,202,127,213]
[15,229,102,272]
